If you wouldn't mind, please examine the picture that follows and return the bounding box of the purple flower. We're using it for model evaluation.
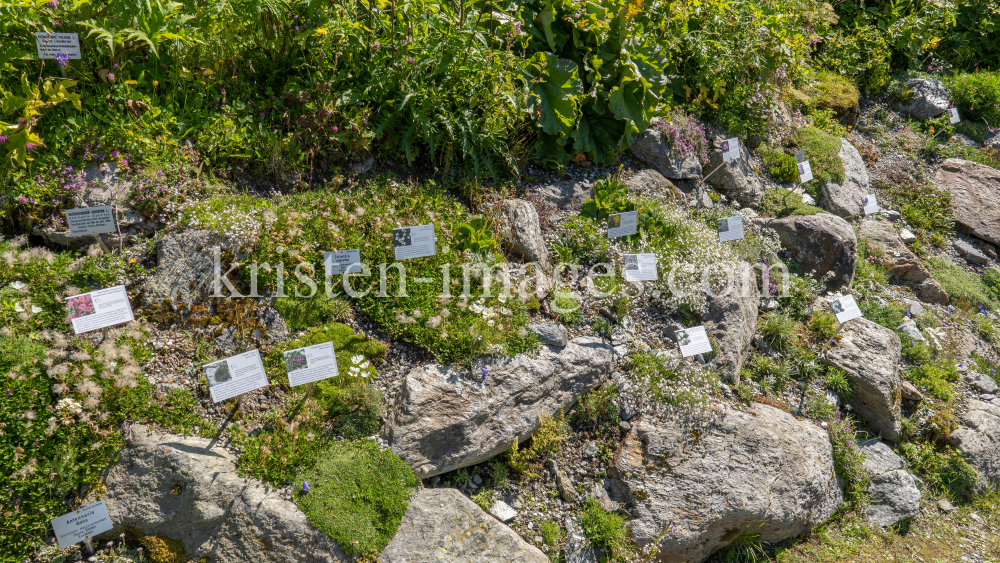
[373,41,380,50]
[25,143,36,150]
[259,112,265,118]
[110,150,120,158]
[295,26,299,31]
[112,60,119,69]
[332,125,338,132]
[407,57,415,65]
[0,135,7,144]
[47,0,58,6]
[6,389,11,396]
[107,72,116,82]
[481,367,488,382]
[302,481,310,492]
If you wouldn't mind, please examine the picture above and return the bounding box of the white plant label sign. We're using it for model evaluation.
[65,205,116,236]
[607,211,639,238]
[722,137,741,162]
[830,294,863,323]
[949,107,961,124]
[393,224,436,260]
[675,325,713,357]
[34,32,81,59]
[205,349,269,403]
[861,194,880,215]
[623,253,658,282]
[717,216,745,242]
[798,161,814,183]
[66,285,135,334]
[51,500,113,549]
[324,249,362,276]
[283,342,339,387]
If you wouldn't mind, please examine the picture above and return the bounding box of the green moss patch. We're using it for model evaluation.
[296,440,419,558]
[805,71,860,124]
[761,188,824,217]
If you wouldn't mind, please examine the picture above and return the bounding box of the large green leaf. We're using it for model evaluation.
[525,52,581,140]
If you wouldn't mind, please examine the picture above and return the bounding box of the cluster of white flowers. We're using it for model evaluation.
[56,397,83,419]
[349,354,371,377]
[182,203,265,251]
[468,294,513,327]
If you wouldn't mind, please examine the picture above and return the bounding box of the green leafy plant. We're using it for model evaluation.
[824,366,853,398]
[759,312,799,352]
[899,442,978,500]
[539,520,562,547]
[472,488,495,512]
[581,178,635,222]
[580,497,632,561]
[489,462,510,488]
[0,75,81,165]
[454,217,497,253]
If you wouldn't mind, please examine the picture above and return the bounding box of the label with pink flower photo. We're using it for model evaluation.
[66,285,134,334]
[283,342,339,387]
[65,205,116,236]
[34,32,81,60]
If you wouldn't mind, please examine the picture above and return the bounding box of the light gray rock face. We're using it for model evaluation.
[954,239,990,264]
[897,321,926,344]
[381,488,547,563]
[702,261,759,384]
[986,131,1000,151]
[963,370,1000,395]
[499,199,551,272]
[143,230,231,306]
[609,404,842,563]
[859,439,905,475]
[935,159,1000,247]
[860,217,947,303]
[588,482,619,512]
[819,140,871,217]
[950,399,1000,493]
[865,470,922,526]
[536,180,591,212]
[94,425,347,563]
[624,169,684,202]
[899,78,951,120]
[701,137,765,207]
[765,214,857,292]
[826,318,903,441]
[528,323,568,349]
[382,338,613,477]
[629,127,704,180]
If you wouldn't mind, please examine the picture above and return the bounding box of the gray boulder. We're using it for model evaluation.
[899,79,951,121]
[528,323,568,348]
[986,131,1000,151]
[765,214,857,292]
[934,159,1000,247]
[865,470,922,526]
[860,217,947,303]
[143,230,233,306]
[897,321,926,344]
[963,370,1000,395]
[499,199,551,272]
[858,439,905,475]
[954,239,990,265]
[609,403,843,563]
[535,180,591,212]
[382,337,613,477]
[701,136,765,207]
[702,261,759,384]
[819,140,871,217]
[92,425,347,563]
[949,399,1000,493]
[381,488,547,562]
[629,126,704,180]
[826,318,903,441]
[624,169,685,202]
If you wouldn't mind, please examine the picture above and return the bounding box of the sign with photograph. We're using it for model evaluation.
[51,500,113,550]
[674,325,713,358]
[861,194,880,215]
[607,211,639,239]
[717,216,745,242]
[66,286,134,334]
[34,32,81,60]
[623,253,658,282]
[65,206,116,237]
[829,294,863,323]
[798,161,814,183]
[283,342,339,387]
[392,224,436,260]
[204,350,269,403]
[722,137,741,162]
[324,249,362,277]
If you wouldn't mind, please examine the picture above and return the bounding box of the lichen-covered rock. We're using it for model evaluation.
[143,230,232,306]
[701,137,765,207]
[899,78,951,121]
[608,404,842,563]
[865,470,921,526]
[499,199,551,272]
[93,425,347,563]
[859,217,947,303]
[382,337,613,477]
[536,180,591,212]
[702,261,759,384]
[624,169,684,202]
[934,159,1000,247]
[629,127,703,180]
[819,140,871,217]
[380,488,548,562]
[765,214,857,292]
[826,318,903,441]
[949,399,1000,493]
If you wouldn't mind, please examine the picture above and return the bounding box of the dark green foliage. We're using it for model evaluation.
[948,71,1000,133]
[592,317,612,338]
[571,385,620,427]
[817,26,892,92]
[275,294,352,332]
[758,144,799,184]
[454,217,498,253]
[793,126,845,187]
[296,440,419,558]
[580,497,632,561]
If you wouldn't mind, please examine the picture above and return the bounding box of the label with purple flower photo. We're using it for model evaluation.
[66,285,134,334]
[283,342,339,387]
[34,32,81,60]
[722,137,741,162]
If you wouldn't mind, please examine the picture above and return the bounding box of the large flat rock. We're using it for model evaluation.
[859,217,947,303]
[949,398,1000,493]
[934,159,1000,247]
[764,214,857,292]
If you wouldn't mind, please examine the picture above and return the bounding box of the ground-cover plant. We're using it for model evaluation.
[817,26,892,92]
[930,257,1000,312]
[580,496,632,562]
[295,439,419,559]
[760,188,823,217]
[948,71,1000,129]
[899,441,978,500]
[627,351,719,409]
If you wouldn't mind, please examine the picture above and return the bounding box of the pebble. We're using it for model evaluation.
[619,421,632,431]
[938,499,956,512]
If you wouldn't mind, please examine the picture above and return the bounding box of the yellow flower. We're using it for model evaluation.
[315,28,327,35]
[124,80,137,86]
[153,80,159,87]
